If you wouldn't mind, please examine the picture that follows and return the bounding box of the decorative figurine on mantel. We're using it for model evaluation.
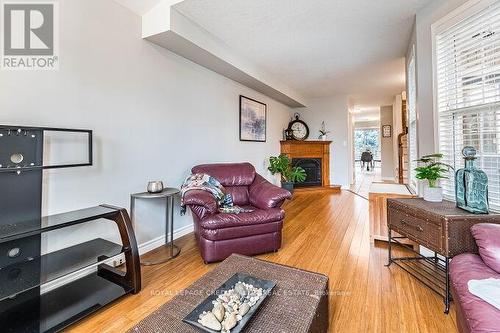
[455,146,489,214]
[415,153,453,202]
[318,121,330,140]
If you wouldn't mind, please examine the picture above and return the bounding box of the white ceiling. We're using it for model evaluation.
[116,0,433,110]
[173,0,432,109]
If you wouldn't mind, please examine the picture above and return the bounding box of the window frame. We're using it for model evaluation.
[407,44,418,193]
[431,0,500,205]
[432,0,498,152]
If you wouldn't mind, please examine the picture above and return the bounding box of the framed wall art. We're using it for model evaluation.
[382,125,392,138]
[239,95,267,142]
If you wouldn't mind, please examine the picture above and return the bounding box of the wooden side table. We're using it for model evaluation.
[368,182,416,246]
[386,198,500,313]
[130,188,181,265]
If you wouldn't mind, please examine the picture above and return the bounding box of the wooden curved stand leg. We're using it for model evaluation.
[98,204,141,294]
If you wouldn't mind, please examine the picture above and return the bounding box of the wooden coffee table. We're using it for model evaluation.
[128,254,329,333]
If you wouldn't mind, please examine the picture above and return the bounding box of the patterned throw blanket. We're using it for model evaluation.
[180,173,253,215]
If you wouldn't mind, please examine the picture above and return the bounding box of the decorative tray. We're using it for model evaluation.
[182,273,276,332]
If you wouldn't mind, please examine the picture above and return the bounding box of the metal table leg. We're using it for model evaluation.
[140,194,181,266]
[167,195,180,259]
[387,231,452,314]
[444,257,450,314]
[130,196,136,228]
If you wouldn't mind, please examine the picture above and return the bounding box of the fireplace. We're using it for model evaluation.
[280,140,339,191]
[292,158,322,187]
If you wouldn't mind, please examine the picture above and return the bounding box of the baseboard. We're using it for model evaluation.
[138,223,194,256]
[294,185,341,193]
[41,223,194,293]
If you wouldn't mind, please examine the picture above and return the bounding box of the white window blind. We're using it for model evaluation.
[436,1,500,210]
[407,46,418,192]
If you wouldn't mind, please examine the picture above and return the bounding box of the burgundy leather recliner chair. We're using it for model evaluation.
[183,163,292,263]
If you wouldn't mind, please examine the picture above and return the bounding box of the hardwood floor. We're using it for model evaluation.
[69,190,458,333]
[349,167,382,198]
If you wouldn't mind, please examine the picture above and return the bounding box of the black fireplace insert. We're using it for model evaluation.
[292,158,322,187]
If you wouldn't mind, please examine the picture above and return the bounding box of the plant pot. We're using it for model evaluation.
[423,186,443,202]
[281,181,294,193]
[319,134,327,141]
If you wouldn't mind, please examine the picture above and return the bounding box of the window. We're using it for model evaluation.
[354,128,380,161]
[435,1,500,210]
[407,45,418,192]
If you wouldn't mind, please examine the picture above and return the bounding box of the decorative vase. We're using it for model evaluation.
[147,181,164,193]
[281,181,294,193]
[455,146,489,214]
[423,186,443,202]
[319,134,327,141]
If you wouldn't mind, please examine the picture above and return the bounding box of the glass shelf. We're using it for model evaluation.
[0,272,132,333]
[0,238,126,301]
[0,206,119,243]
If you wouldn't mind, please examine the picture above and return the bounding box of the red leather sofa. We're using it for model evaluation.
[183,163,292,263]
[450,223,500,333]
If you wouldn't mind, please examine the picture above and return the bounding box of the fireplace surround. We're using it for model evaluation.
[280,140,339,191]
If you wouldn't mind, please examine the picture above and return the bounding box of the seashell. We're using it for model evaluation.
[212,303,225,322]
[223,313,238,331]
[238,302,250,316]
[199,312,222,331]
[234,283,247,297]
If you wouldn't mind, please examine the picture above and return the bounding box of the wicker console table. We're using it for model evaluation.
[386,198,500,313]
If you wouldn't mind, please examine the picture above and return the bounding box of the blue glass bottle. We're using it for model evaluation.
[455,146,489,214]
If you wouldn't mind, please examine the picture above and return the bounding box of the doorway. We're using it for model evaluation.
[351,127,381,196]
[354,128,381,171]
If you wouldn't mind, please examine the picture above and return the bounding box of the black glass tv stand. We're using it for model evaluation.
[0,125,141,332]
[0,204,141,333]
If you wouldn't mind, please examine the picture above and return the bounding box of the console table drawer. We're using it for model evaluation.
[389,210,442,251]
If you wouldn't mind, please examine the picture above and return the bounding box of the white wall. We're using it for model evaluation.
[348,111,355,185]
[354,120,380,129]
[296,95,351,187]
[380,105,395,180]
[392,94,403,181]
[0,0,291,252]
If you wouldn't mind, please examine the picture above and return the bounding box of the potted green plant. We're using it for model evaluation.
[268,154,307,192]
[415,153,453,202]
